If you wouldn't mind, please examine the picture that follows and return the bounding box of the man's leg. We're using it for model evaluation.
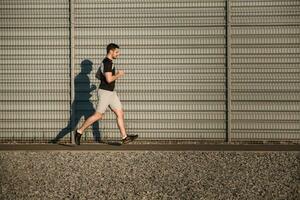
[110,92,138,143]
[112,108,138,144]
[77,112,102,134]
[112,109,127,138]
[74,112,102,145]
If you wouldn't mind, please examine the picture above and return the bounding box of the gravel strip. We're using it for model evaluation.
[0,151,299,200]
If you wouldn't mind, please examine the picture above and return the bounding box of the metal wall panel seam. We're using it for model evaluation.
[226,0,232,143]
[70,0,75,144]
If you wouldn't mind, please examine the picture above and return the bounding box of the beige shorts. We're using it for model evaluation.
[96,89,122,114]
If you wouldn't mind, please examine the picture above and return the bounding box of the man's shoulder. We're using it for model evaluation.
[102,57,112,64]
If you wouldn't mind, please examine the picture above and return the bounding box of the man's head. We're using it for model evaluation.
[106,43,120,59]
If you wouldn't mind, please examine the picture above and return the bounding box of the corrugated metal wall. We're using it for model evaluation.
[0,0,70,142]
[0,0,299,143]
[231,0,300,141]
[74,0,227,141]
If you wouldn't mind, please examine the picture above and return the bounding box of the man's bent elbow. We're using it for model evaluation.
[106,78,113,83]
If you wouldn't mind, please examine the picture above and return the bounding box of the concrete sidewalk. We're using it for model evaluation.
[0,143,299,151]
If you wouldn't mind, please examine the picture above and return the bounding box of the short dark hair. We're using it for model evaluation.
[106,43,119,54]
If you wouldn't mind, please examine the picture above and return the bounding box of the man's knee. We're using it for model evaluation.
[114,110,124,119]
[94,112,103,120]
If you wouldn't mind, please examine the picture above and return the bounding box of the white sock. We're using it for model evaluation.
[122,135,127,139]
[77,129,83,134]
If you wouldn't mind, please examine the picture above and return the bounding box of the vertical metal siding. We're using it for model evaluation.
[0,0,70,142]
[74,0,227,141]
[1,0,298,143]
[231,0,300,141]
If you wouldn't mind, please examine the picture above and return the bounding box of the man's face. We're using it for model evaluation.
[111,49,120,59]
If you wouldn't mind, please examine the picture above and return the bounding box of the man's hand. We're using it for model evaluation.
[117,70,125,77]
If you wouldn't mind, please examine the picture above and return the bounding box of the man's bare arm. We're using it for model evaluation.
[104,70,124,83]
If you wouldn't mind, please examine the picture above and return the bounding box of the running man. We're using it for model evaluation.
[75,43,138,145]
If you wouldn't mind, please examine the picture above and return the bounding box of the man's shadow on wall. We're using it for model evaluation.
[50,59,101,143]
